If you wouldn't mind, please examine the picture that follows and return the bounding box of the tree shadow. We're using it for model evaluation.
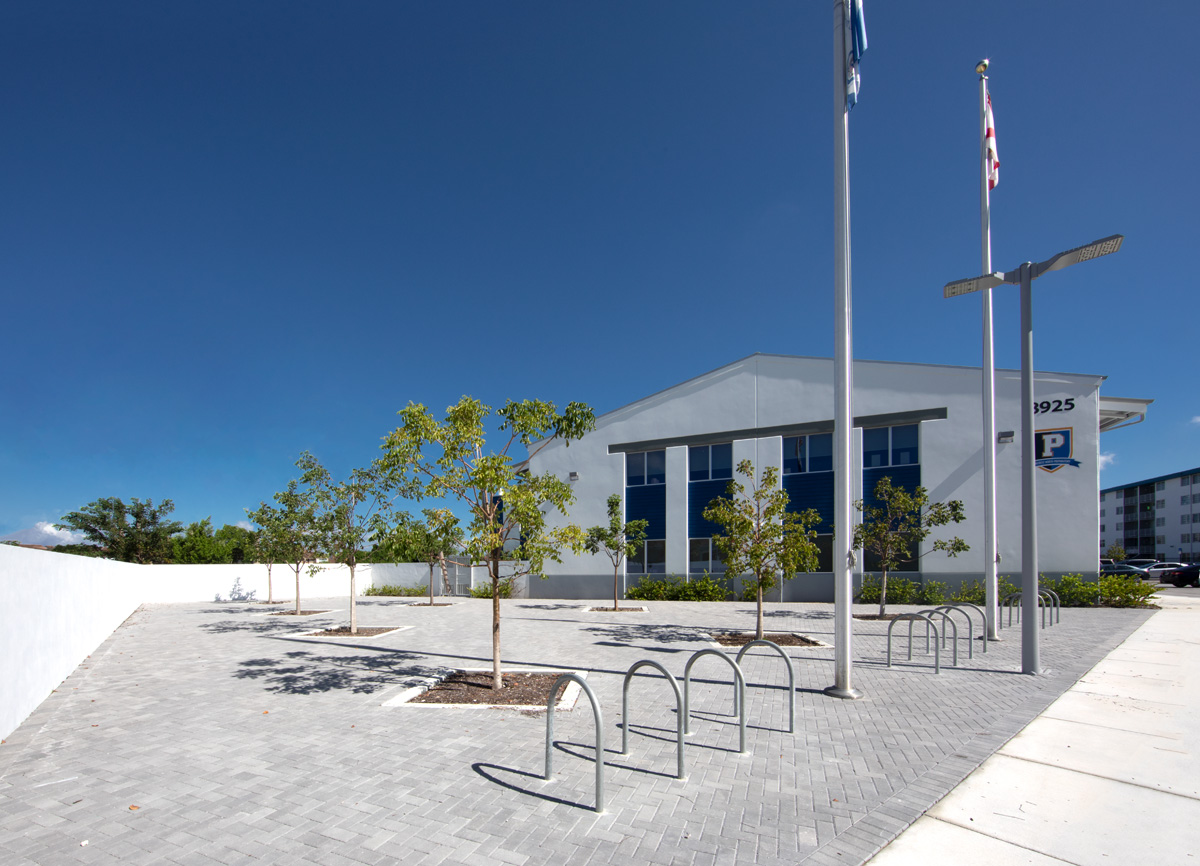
[235,649,433,695]
[516,604,586,610]
[747,608,834,620]
[580,623,706,645]
[200,619,315,635]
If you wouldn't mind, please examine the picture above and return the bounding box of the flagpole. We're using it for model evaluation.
[978,60,1000,641]
[826,0,861,700]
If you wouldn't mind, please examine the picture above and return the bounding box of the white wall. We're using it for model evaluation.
[0,547,454,741]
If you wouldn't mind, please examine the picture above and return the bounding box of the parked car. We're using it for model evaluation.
[1158,564,1200,587]
[1144,562,1186,580]
[1100,563,1150,578]
[1124,558,1159,569]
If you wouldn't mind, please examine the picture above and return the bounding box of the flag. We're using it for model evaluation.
[984,89,999,189]
[845,0,867,110]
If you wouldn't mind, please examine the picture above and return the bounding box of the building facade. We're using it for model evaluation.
[524,353,1148,600]
[1100,467,1200,563]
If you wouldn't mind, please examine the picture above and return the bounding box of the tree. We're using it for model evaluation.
[379,509,463,603]
[172,518,229,564]
[298,452,396,634]
[584,494,648,612]
[248,480,320,613]
[852,476,969,616]
[215,524,257,564]
[56,497,183,563]
[1104,542,1127,562]
[381,396,596,689]
[703,460,823,639]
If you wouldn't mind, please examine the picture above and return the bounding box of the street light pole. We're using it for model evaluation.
[943,235,1124,675]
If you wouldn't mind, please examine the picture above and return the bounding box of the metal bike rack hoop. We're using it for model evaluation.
[734,640,796,734]
[544,673,605,813]
[917,609,958,666]
[621,660,686,781]
[933,605,974,659]
[683,649,747,754]
[887,613,941,674]
[943,602,987,652]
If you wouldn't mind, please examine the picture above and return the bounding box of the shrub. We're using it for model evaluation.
[470,577,514,599]
[857,575,913,605]
[1098,573,1157,608]
[918,580,947,606]
[627,573,733,602]
[364,584,427,597]
[951,575,1019,606]
[1043,573,1098,607]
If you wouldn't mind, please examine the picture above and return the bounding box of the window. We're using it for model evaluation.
[783,434,833,474]
[1156,517,1166,527]
[1186,515,1194,525]
[1183,534,1192,544]
[1157,535,1166,545]
[1116,523,1123,531]
[1157,481,1166,491]
[689,538,726,574]
[1194,474,1200,484]
[1100,492,1107,501]
[1184,496,1191,506]
[1194,493,1200,504]
[1183,476,1191,486]
[1156,499,1166,509]
[688,443,732,482]
[862,424,918,469]
[626,450,666,486]
[1100,509,1106,517]
[627,539,666,575]
[1116,506,1123,515]
[1100,525,1106,533]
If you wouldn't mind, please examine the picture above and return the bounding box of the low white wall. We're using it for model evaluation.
[0,546,144,742]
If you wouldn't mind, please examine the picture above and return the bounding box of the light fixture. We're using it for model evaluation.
[997,431,1015,444]
[568,472,579,482]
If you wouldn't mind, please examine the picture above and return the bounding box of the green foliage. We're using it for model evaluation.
[172,518,230,564]
[1104,542,1127,562]
[56,497,183,564]
[857,575,947,606]
[626,573,732,602]
[704,460,821,637]
[364,584,427,597]
[247,480,322,611]
[585,494,648,609]
[381,395,596,688]
[471,577,514,599]
[1043,573,1098,607]
[951,575,1020,605]
[1097,573,1158,607]
[852,477,968,614]
[214,524,257,563]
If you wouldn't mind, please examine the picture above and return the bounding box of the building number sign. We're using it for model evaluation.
[1033,397,1075,415]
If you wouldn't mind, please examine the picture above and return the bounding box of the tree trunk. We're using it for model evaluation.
[349,562,357,634]
[756,583,764,641]
[294,565,302,615]
[266,562,274,604]
[878,567,888,617]
[613,562,620,611]
[437,551,450,596]
[428,561,435,604]
[491,551,502,690]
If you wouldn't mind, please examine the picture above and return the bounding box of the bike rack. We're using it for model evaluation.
[942,602,987,653]
[887,613,941,674]
[1003,591,1048,629]
[917,608,958,667]
[683,649,747,754]
[620,660,686,781]
[932,605,974,659]
[544,673,605,813]
[733,640,796,734]
[1041,588,1061,624]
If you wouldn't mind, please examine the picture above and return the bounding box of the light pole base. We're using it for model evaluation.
[824,685,863,700]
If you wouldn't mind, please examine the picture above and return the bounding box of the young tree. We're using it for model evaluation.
[381,396,596,690]
[215,524,257,564]
[379,508,463,603]
[703,460,823,639]
[248,480,320,612]
[56,497,183,563]
[853,476,969,616]
[1104,542,1127,562]
[584,494,648,612]
[298,452,396,635]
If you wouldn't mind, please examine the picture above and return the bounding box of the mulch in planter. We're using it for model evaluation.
[853,614,902,621]
[712,632,823,647]
[411,672,566,705]
[308,626,400,637]
[406,602,454,607]
[269,610,331,617]
[588,606,646,612]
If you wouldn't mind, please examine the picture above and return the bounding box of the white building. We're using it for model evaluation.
[1100,467,1200,563]
[525,353,1149,600]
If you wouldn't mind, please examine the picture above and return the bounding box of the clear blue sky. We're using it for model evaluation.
[3,1,1196,543]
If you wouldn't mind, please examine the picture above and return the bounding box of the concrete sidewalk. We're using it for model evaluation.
[866,594,1200,865]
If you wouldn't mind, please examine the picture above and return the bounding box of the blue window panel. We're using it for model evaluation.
[808,433,832,472]
[689,479,729,538]
[646,450,666,485]
[862,465,921,510]
[626,483,666,539]
[892,424,919,466]
[710,443,733,480]
[783,436,804,475]
[863,428,889,468]
[627,452,645,486]
[689,445,709,482]
[783,472,834,531]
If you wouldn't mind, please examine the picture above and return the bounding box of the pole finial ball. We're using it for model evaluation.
[976,59,989,75]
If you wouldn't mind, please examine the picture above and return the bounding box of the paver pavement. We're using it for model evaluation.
[0,596,1152,865]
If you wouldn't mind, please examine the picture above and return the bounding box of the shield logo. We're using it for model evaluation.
[1035,427,1080,472]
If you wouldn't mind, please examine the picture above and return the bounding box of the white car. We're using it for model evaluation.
[1145,562,1186,579]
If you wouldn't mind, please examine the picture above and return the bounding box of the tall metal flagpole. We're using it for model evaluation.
[978,60,1000,640]
[826,0,861,700]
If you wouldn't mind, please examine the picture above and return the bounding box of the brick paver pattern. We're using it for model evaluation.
[0,596,1151,865]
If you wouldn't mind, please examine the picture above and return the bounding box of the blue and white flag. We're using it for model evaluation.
[846,0,867,110]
